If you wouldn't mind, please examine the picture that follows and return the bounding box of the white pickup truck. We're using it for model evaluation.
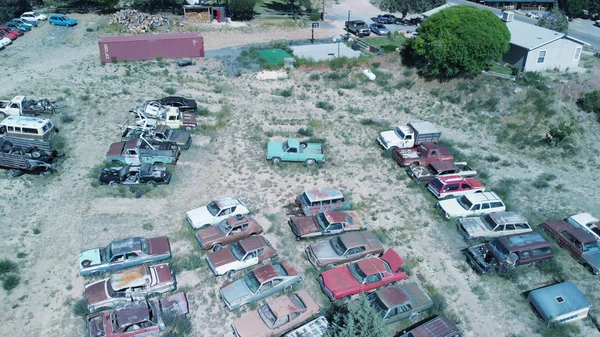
[377,121,441,151]
[0,96,58,118]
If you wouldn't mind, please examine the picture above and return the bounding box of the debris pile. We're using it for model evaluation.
[185,11,211,23]
[110,9,170,33]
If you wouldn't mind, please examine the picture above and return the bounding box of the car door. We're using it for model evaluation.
[229,223,246,240]
[478,203,490,216]
[124,252,140,268]
[241,250,259,269]
[325,222,344,235]
[364,273,383,292]
[216,206,234,222]
[109,254,127,271]
[343,246,367,263]
[286,146,299,161]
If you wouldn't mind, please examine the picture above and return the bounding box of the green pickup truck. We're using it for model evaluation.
[267,138,324,165]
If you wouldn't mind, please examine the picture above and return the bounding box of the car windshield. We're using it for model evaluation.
[367,292,389,318]
[457,196,473,210]
[282,141,289,152]
[163,128,172,138]
[330,236,348,256]
[257,304,277,329]
[300,193,310,206]
[430,179,444,191]
[119,166,130,177]
[316,213,330,230]
[481,214,496,230]
[394,127,405,138]
[106,279,120,298]
[488,239,509,260]
[349,263,367,283]
[218,221,232,234]
[583,242,600,253]
[140,238,149,254]
[230,242,247,260]
[206,201,220,216]
[243,272,261,294]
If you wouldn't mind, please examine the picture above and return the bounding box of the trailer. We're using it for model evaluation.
[0,139,57,176]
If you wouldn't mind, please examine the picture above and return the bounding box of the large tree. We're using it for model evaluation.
[402,5,510,78]
[0,0,30,22]
[326,295,388,337]
[558,0,588,18]
[376,0,445,19]
[537,6,569,33]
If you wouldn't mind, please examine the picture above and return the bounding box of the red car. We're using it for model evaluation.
[0,27,18,40]
[86,292,189,337]
[427,175,485,199]
[317,249,407,301]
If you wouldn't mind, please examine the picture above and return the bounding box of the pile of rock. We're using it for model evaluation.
[110,9,170,33]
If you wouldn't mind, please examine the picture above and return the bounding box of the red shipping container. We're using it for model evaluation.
[98,32,204,62]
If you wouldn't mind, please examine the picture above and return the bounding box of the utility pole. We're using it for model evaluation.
[322,0,326,21]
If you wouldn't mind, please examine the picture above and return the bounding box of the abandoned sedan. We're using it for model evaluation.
[542,218,600,274]
[231,290,320,337]
[155,96,197,113]
[79,236,171,277]
[220,261,302,310]
[427,175,485,199]
[306,231,385,269]
[186,196,250,229]
[205,235,277,277]
[98,163,171,186]
[86,292,188,337]
[368,282,433,324]
[85,263,177,312]
[436,192,506,219]
[195,214,264,251]
[408,161,477,184]
[318,249,408,301]
[289,210,366,240]
[286,187,351,216]
[457,211,532,241]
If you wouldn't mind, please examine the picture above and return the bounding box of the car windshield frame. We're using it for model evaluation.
[282,141,289,152]
[457,196,473,210]
[316,213,329,231]
[394,127,405,139]
[163,128,172,139]
[481,214,496,230]
[583,242,600,253]
[430,179,445,192]
[488,239,509,261]
[257,304,277,329]
[206,201,221,216]
[218,221,232,235]
[243,271,261,294]
[330,236,348,256]
[230,242,247,260]
[300,193,310,206]
[367,292,389,319]
[349,263,368,283]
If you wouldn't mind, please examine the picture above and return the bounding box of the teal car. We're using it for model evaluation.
[3,22,31,32]
[267,138,324,165]
[49,14,77,26]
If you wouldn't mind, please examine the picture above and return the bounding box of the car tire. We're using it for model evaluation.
[342,295,352,303]
[90,271,102,277]
[146,181,157,187]
[108,181,118,187]
[306,158,316,166]
[0,112,6,118]
[284,285,293,293]
[272,157,281,165]
[212,243,222,252]
[226,270,235,278]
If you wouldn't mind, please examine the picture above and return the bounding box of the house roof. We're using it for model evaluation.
[505,19,565,50]
[528,281,591,322]
[422,3,457,18]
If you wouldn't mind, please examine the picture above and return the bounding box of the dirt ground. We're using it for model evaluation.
[1,9,600,337]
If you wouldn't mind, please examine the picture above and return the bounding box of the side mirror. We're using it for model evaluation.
[506,253,518,267]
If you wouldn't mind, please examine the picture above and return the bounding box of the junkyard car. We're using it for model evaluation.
[289,210,366,240]
[427,175,485,199]
[220,261,302,310]
[368,282,433,324]
[21,11,47,21]
[306,231,385,269]
[436,192,506,219]
[457,211,532,241]
[376,14,401,24]
[464,232,553,274]
[98,163,171,186]
[542,218,600,274]
[79,236,171,277]
[398,315,463,337]
[565,212,600,243]
[318,249,408,301]
[283,316,330,337]
[206,235,277,277]
[369,23,389,35]
[267,138,324,165]
[0,37,11,49]
[186,196,250,229]
[231,290,320,337]
[154,96,197,113]
[49,14,77,26]
[195,214,264,251]
[286,187,351,216]
[408,161,477,184]
[11,18,37,27]
[86,292,189,337]
[85,263,177,312]
[3,21,31,32]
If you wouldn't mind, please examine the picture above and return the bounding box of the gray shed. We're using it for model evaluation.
[528,281,592,324]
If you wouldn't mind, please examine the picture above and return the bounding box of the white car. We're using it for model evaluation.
[436,192,505,219]
[0,37,12,50]
[186,197,250,229]
[21,11,47,21]
[567,213,600,243]
[457,211,532,241]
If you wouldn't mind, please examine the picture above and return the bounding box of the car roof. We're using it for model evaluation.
[429,161,457,171]
[304,187,344,202]
[225,214,253,226]
[356,257,387,276]
[339,231,382,249]
[376,286,410,308]
[0,116,52,128]
[252,261,298,283]
[239,235,269,252]
[465,191,501,203]
[486,211,527,226]
[109,265,150,290]
[269,293,305,317]
[569,213,599,226]
[406,315,462,337]
[114,303,150,328]
[499,232,550,250]
[323,211,351,224]
[109,237,144,255]
[215,197,244,209]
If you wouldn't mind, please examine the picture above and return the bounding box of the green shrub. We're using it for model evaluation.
[316,101,334,112]
[309,73,321,81]
[297,128,314,137]
[430,293,447,315]
[196,106,210,116]
[576,90,600,113]
[164,87,176,95]
[274,87,293,97]
[2,274,20,291]
[0,259,17,275]
[395,79,414,89]
[72,299,89,317]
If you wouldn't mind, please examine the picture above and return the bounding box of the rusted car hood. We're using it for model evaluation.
[147,236,171,256]
[207,248,237,268]
[321,266,357,294]
[85,280,110,306]
[290,216,319,236]
[309,240,339,264]
[233,310,271,337]
[459,217,488,237]
[381,249,404,272]
[170,130,192,146]
[151,263,175,284]
[221,279,252,307]
[160,292,189,315]
[106,141,125,158]
[196,226,223,246]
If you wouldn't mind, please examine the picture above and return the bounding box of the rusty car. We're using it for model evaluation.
[205,235,277,277]
[195,214,264,251]
[186,196,250,229]
[231,290,320,337]
[427,175,485,199]
[542,218,600,275]
[407,161,477,184]
[398,315,463,337]
[457,211,531,241]
[98,163,171,187]
[565,212,600,243]
[393,142,454,167]
[220,261,302,310]
[367,282,433,324]
[85,263,177,312]
[79,236,171,277]
[305,231,385,269]
[436,192,506,219]
[288,210,366,240]
[285,187,351,216]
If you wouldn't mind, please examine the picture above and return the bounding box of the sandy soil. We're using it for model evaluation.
[1,6,600,337]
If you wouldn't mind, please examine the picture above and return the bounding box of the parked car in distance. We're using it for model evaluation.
[376,14,401,24]
[394,142,454,167]
[526,12,539,19]
[98,163,171,186]
[85,263,176,312]
[205,235,277,277]
[370,23,389,35]
[464,232,553,274]
[153,96,197,113]
[457,211,531,241]
[195,214,263,251]
[49,14,77,26]
[427,175,485,199]
[368,282,433,324]
[436,192,506,220]
[3,22,31,32]
[408,161,477,184]
[318,249,408,301]
[0,37,11,49]
[11,18,37,27]
[289,210,366,240]
[21,12,47,21]
[283,316,330,337]
[542,218,600,274]
[0,27,18,40]
[345,20,371,37]
[398,315,463,337]
[177,59,196,67]
[220,261,302,310]
[267,138,324,165]
[306,231,385,269]
[79,236,171,277]
[86,292,188,337]
[231,290,320,337]
[566,212,600,243]
[286,187,351,216]
[377,121,441,152]
[186,196,250,229]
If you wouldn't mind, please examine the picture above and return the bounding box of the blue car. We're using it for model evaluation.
[3,22,31,32]
[11,18,37,27]
[49,14,77,27]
